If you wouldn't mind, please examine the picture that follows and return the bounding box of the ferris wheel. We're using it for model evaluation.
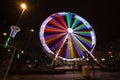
[39,12,96,62]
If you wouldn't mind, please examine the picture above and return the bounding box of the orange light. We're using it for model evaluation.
[20,3,27,10]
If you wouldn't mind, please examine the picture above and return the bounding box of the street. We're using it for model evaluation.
[6,70,120,80]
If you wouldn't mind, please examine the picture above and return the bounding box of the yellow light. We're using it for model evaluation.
[94,58,97,61]
[21,50,24,54]
[21,3,27,10]
[30,29,34,32]
[101,58,105,61]
[86,58,89,61]
[3,32,7,36]
[8,49,11,52]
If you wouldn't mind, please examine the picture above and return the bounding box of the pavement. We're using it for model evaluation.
[4,70,120,80]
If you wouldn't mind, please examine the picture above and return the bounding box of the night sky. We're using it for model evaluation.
[0,0,120,56]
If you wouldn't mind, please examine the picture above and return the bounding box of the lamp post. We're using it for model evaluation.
[3,25,20,80]
[2,2,27,80]
[17,2,27,25]
[0,44,16,80]
[20,2,27,16]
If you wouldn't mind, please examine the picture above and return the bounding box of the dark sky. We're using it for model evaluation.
[0,0,120,54]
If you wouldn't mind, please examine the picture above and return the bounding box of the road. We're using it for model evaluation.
[5,70,120,80]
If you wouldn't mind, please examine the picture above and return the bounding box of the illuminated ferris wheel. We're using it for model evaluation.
[39,12,96,62]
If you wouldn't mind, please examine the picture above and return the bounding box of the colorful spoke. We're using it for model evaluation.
[40,12,96,61]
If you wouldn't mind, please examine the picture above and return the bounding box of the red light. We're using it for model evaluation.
[108,51,112,55]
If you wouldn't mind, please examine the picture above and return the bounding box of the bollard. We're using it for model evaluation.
[82,65,90,78]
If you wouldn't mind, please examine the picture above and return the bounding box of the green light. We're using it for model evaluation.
[74,24,85,30]
[110,55,113,58]
[7,37,11,42]
[71,18,78,28]
[4,37,11,48]
[79,31,90,34]
[66,13,71,28]
[77,35,91,44]
[74,36,85,52]
[17,53,21,59]
[4,44,8,48]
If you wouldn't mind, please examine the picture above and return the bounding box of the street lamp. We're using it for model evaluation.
[21,3,27,10]
[2,3,27,80]
[20,3,27,13]
[17,2,27,25]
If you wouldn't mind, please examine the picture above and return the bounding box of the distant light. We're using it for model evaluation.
[8,49,11,52]
[21,50,24,54]
[28,64,32,68]
[108,51,112,55]
[110,55,113,58]
[21,3,27,10]
[17,53,21,59]
[3,32,7,36]
[82,56,85,59]
[30,29,34,32]
[35,59,38,63]
[94,58,97,61]
[101,58,105,61]
[108,51,113,58]
[86,58,89,61]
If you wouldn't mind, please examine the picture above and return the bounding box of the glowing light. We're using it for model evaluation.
[94,58,97,61]
[86,58,89,61]
[21,3,27,10]
[110,55,113,58]
[108,51,112,55]
[66,13,72,28]
[3,32,7,36]
[10,26,20,38]
[101,58,105,61]
[67,28,73,33]
[5,37,11,48]
[21,50,24,54]
[108,51,113,58]
[17,53,20,59]
[8,49,11,52]
[4,26,20,48]
[35,59,38,63]
[30,29,34,32]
